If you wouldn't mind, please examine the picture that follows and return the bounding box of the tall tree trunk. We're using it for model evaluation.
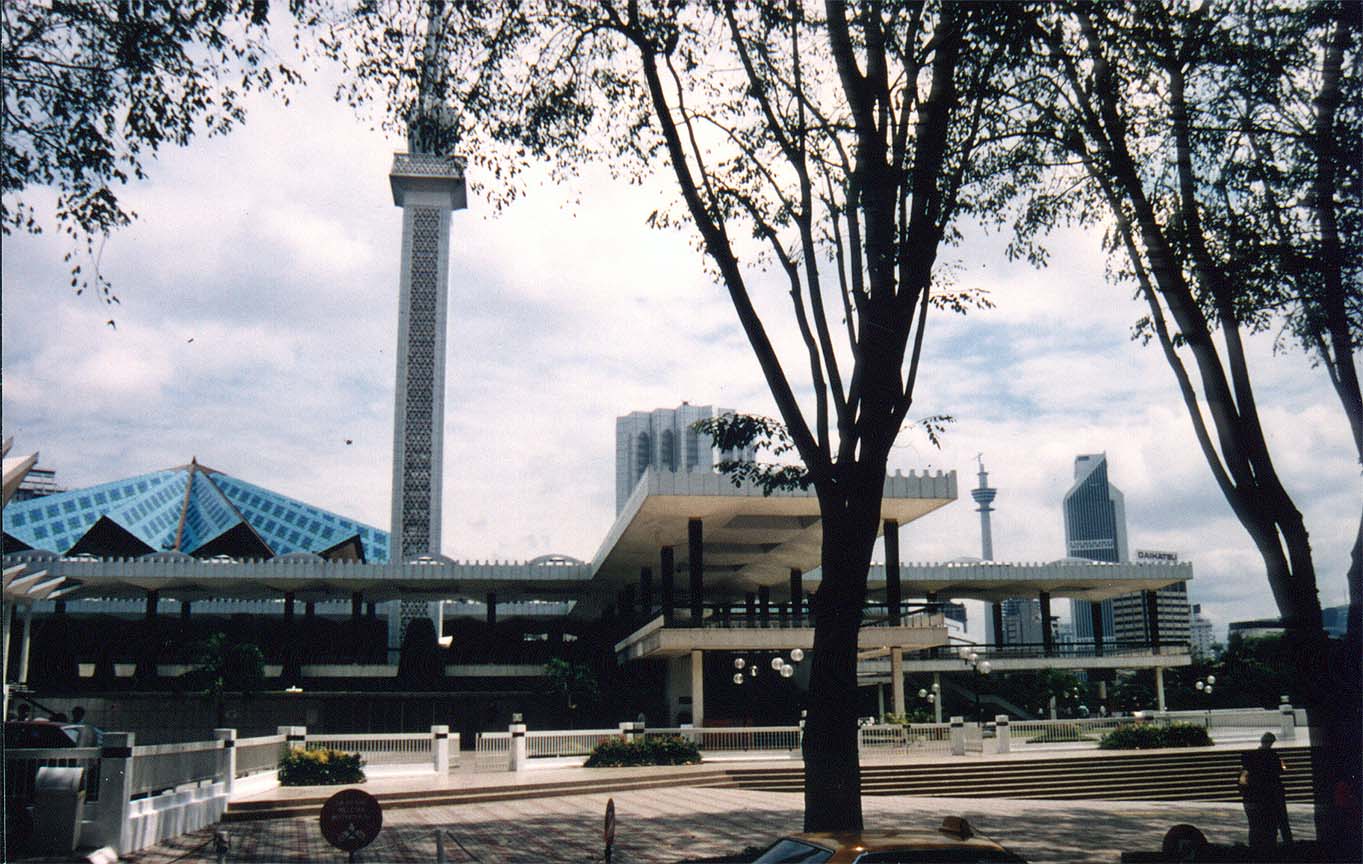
[802,483,880,832]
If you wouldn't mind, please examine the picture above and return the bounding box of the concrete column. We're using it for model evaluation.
[890,647,905,716]
[93,732,136,853]
[178,601,190,621]
[1091,602,1105,656]
[18,604,33,684]
[995,715,1011,753]
[949,716,965,756]
[790,569,803,621]
[688,519,704,623]
[366,601,377,619]
[746,593,757,621]
[283,592,295,627]
[877,685,885,719]
[305,601,316,620]
[1145,590,1162,653]
[758,586,771,625]
[214,728,237,797]
[660,546,675,625]
[486,592,497,627]
[639,567,654,613]
[690,649,705,728]
[432,725,450,774]
[351,592,363,623]
[1098,680,1108,715]
[508,721,527,771]
[145,590,159,621]
[991,602,1004,648]
[884,520,901,624]
[1039,591,1053,656]
[933,672,943,723]
[2,606,11,717]
[1155,666,1166,711]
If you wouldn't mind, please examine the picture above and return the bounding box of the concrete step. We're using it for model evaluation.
[225,770,735,822]
[725,747,1317,804]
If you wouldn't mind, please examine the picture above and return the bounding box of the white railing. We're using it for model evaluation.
[4,745,103,802]
[234,734,287,778]
[306,732,432,765]
[1162,708,1280,729]
[1010,717,1129,744]
[129,739,222,798]
[858,723,951,757]
[475,731,511,772]
[672,726,802,754]
[526,729,619,758]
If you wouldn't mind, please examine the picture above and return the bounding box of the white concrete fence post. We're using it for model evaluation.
[994,715,1010,754]
[949,716,965,756]
[1279,703,1296,741]
[508,721,527,772]
[279,725,307,751]
[93,731,136,854]
[213,728,237,797]
[618,721,631,742]
[432,725,450,774]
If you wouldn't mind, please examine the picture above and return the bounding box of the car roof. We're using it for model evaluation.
[788,830,1009,853]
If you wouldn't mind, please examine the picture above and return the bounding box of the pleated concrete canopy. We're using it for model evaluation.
[573,467,957,618]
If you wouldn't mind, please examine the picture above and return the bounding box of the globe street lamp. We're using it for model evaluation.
[957,646,991,727]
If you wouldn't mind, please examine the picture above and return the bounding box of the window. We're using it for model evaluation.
[752,839,833,864]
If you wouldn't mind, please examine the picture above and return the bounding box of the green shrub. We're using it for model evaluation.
[1098,722,1213,750]
[584,735,701,767]
[278,747,366,785]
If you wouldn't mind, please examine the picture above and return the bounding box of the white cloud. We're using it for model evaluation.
[2,70,1355,643]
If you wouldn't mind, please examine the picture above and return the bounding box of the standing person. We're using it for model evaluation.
[1239,732,1293,855]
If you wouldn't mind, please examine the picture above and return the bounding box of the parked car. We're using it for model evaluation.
[4,720,94,855]
[750,817,1027,864]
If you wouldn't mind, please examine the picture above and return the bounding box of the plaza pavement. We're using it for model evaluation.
[115,786,1315,864]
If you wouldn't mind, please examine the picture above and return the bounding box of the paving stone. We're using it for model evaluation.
[117,787,1316,864]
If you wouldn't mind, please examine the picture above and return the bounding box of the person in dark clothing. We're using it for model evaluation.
[1240,731,1293,854]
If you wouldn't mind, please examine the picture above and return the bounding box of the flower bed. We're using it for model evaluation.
[278,747,366,785]
[1098,722,1212,750]
[584,736,701,767]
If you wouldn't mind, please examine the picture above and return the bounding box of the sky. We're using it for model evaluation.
[2,65,1357,645]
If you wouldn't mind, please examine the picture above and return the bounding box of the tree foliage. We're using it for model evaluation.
[312,0,1043,831]
[1,0,301,299]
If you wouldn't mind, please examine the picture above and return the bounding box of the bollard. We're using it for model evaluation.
[214,729,237,798]
[994,715,1010,754]
[949,716,966,756]
[432,725,450,774]
[1279,703,1296,741]
[508,722,527,772]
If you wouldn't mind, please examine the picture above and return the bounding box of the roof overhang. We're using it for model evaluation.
[847,561,1193,602]
[575,467,956,618]
[615,613,951,660]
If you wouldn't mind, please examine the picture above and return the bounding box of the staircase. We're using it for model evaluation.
[224,768,735,822]
[724,746,1316,803]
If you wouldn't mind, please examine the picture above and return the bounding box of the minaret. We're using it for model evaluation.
[388,0,465,563]
[970,454,997,561]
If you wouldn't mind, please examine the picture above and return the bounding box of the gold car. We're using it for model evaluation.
[749,817,1027,864]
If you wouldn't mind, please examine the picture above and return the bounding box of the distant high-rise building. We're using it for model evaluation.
[1113,550,1191,647]
[1190,603,1216,658]
[1064,453,1127,643]
[1321,604,1349,638]
[973,458,1042,648]
[12,465,62,501]
[615,403,756,513]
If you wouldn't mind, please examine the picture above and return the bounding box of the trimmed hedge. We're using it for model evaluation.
[1026,724,1095,744]
[1098,722,1213,750]
[278,747,366,785]
[584,736,702,767]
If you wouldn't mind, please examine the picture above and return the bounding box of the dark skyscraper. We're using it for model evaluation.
[1064,453,1127,642]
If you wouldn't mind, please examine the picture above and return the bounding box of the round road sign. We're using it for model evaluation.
[320,789,383,854]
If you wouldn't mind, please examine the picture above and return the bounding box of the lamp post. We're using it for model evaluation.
[957,646,991,727]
